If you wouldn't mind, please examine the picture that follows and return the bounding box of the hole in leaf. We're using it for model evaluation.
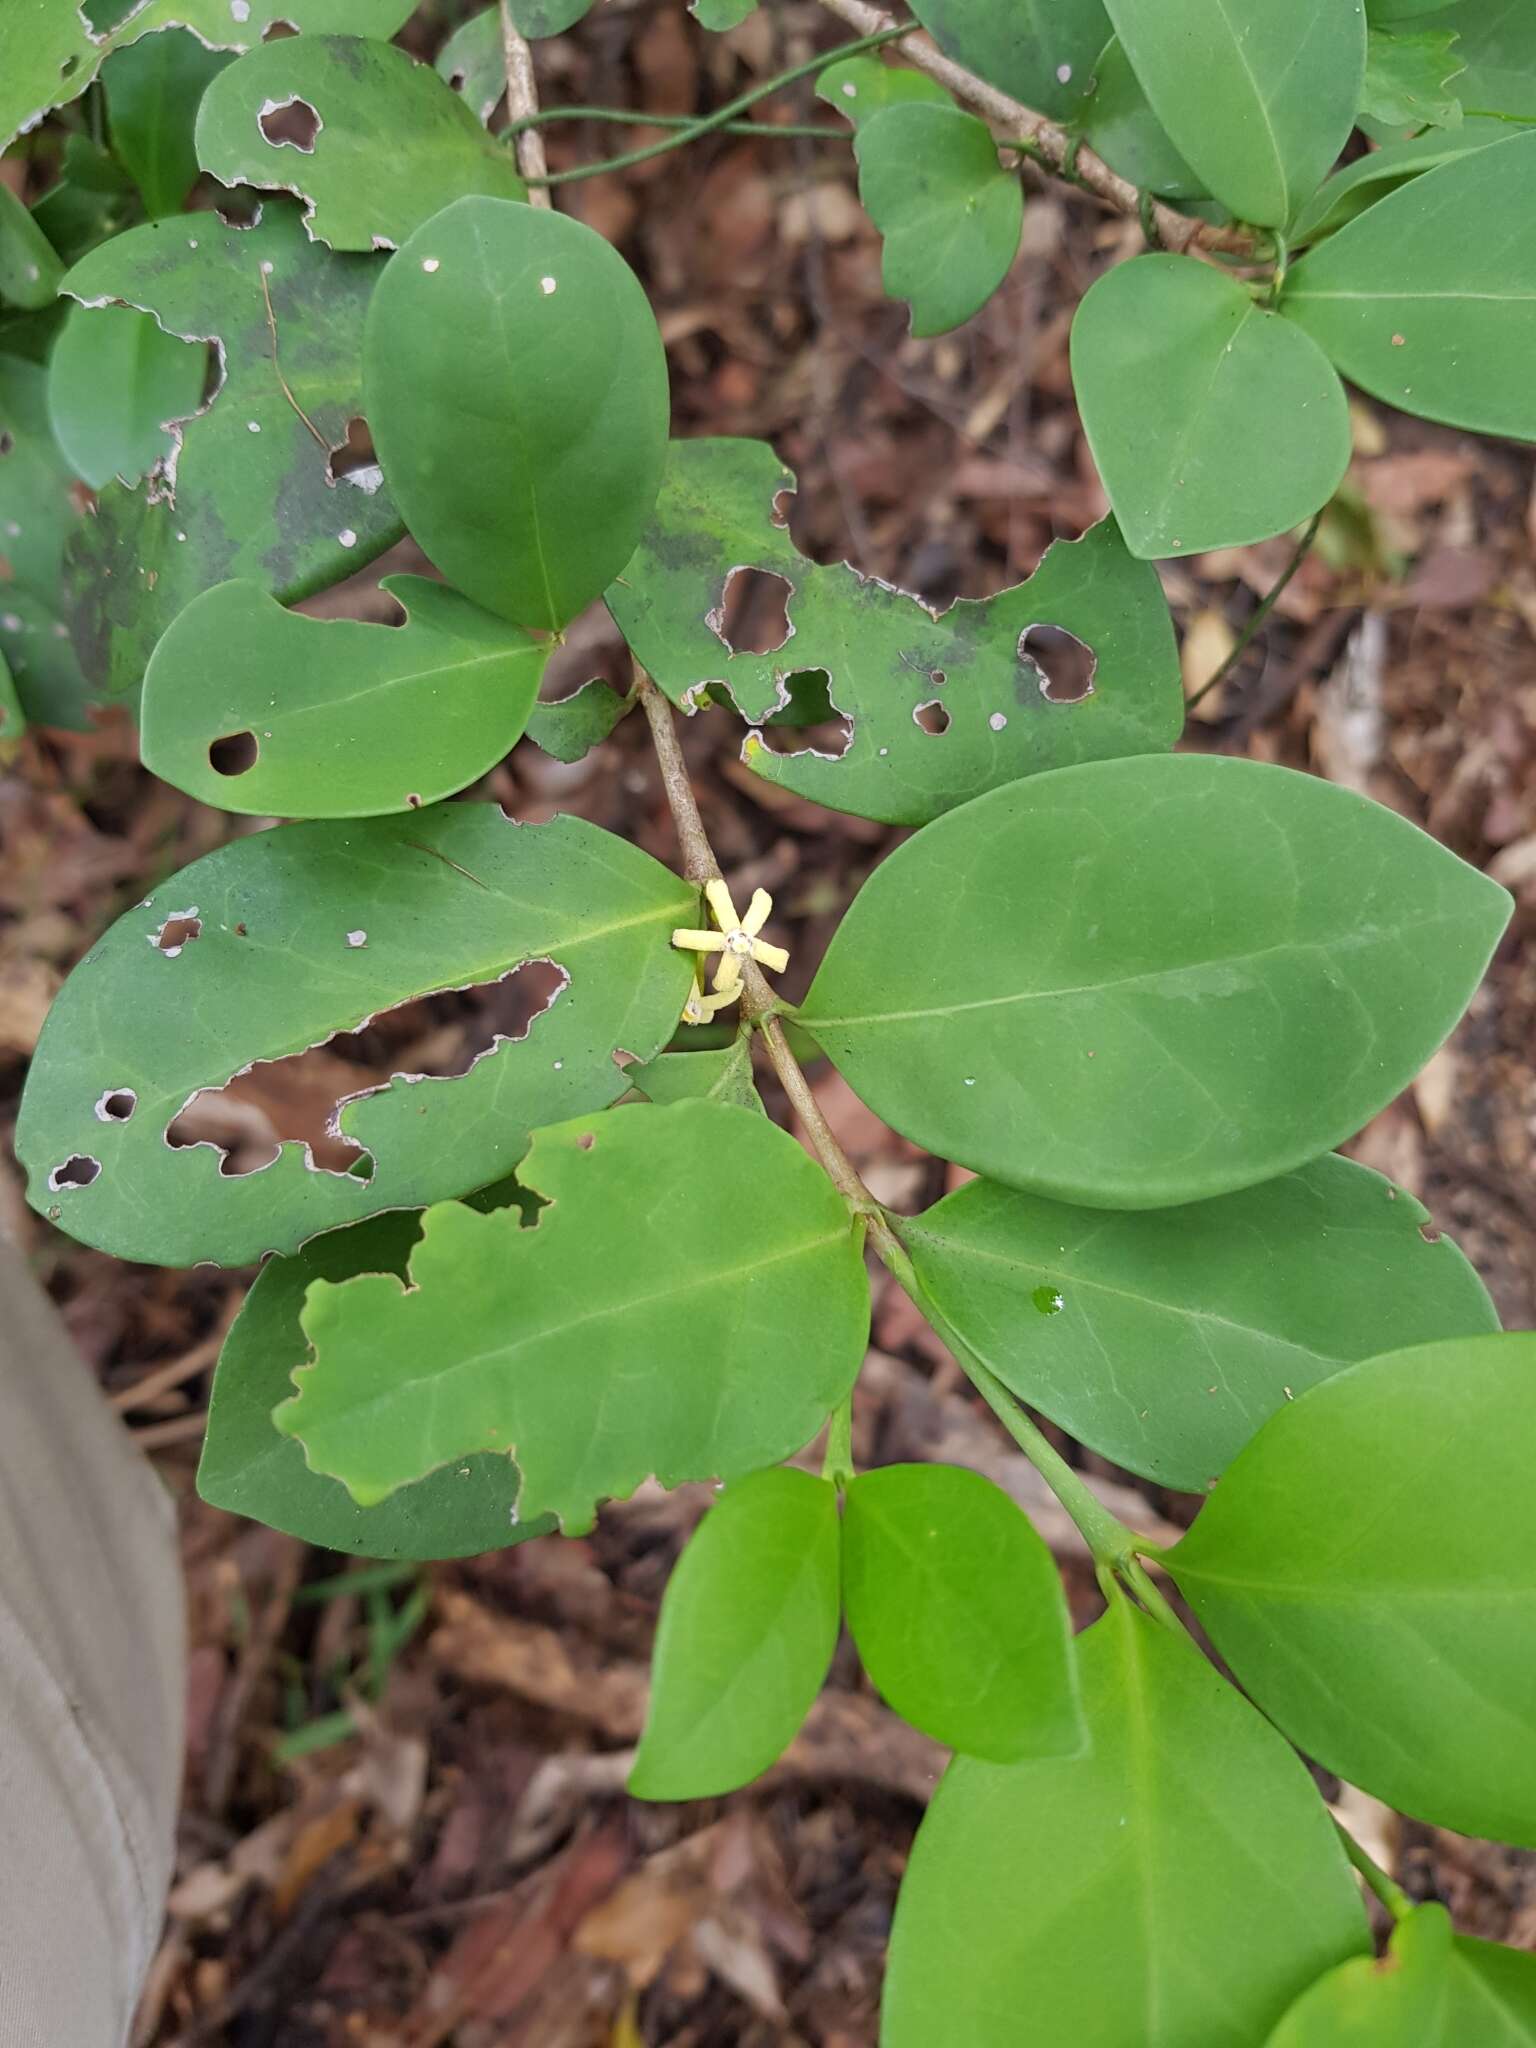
[577,1132,595,1150]
[263,18,300,38]
[914,699,951,735]
[749,693,852,763]
[49,1154,100,1190]
[0,431,13,457]
[208,729,259,776]
[94,1089,137,1123]
[538,593,629,702]
[1419,1221,1443,1244]
[259,95,321,152]
[327,415,382,493]
[164,959,570,1180]
[59,54,80,79]
[151,911,202,956]
[708,568,793,656]
[1020,623,1097,704]
[214,188,263,228]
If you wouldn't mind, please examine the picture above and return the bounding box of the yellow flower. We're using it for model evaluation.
[673,879,790,1014]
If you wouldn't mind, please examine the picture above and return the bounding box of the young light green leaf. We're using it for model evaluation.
[906,0,1109,119]
[627,1036,764,1113]
[1267,1902,1536,2047]
[1071,255,1351,558]
[141,575,545,817]
[103,28,234,217]
[1284,132,1536,440]
[16,806,695,1267]
[0,182,63,309]
[630,1468,840,1799]
[1361,27,1465,128]
[524,676,633,763]
[815,54,953,123]
[842,1462,1082,1762]
[199,1210,553,1558]
[608,439,1181,827]
[47,303,207,489]
[1101,0,1367,227]
[276,1102,870,1528]
[800,754,1512,1208]
[1081,36,1208,200]
[365,196,670,633]
[196,37,526,253]
[854,103,1022,336]
[1168,1333,1536,1846]
[905,1154,1498,1490]
[62,202,402,709]
[884,1595,1367,2047]
[1290,131,1489,246]
[692,0,758,27]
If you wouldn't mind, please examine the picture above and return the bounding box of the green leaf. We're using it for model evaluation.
[608,439,1182,827]
[15,805,695,1267]
[365,196,670,634]
[28,135,137,270]
[62,202,402,709]
[1284,132,1536,441]
[524,676,632,763]
[196,37,526,253]
[906,0,1110,119]
[905,1153,1498,1490]
[1082,35,1208,200]
[0,646,23,749]
[140,575,544,817]
[1291,131,1490,246]
[510,0,597,33]
[0,354,79,597]
[853,103,1022,336]
[628,1035,763,1113]
[0,586,92,732]
[1101,0,1367,227]
[1071,255,1351,558]
[103,27,234,218]
[436,7,505,125]
[1168,1333,1536,1846]
[630,1467,840,1798]
[0,182,63,309]
[275,1101,870,1527]
[1361,26,1466,128]
[883,1595,1367,2048]
[47,302,207,490]
[692,0,758,27]
[199,1210,554,1558]
[842,1462,1082,1761]
[816,54,953,123]
[1402,1,1536,124]
[799,754,1511,1208]
[1267,1903,1536,2047]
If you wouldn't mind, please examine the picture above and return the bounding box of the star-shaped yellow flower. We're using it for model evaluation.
[673,879,790,1015]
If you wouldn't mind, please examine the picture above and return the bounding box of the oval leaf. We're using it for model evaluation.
[199,1209,553,1557]
[16,805,694,1266]
[904,1153,1498,1489]
[0,181,64,308]
[275,1101,871,1529]
[48,302,207,489]
[799,754,1511,1208]
[630,1467,841,1799]
[103,28,234,218]
[195,36,526,252]
[906,0,1108,119]
[1168,1333,1536,1845]
[842,1462,1082,1760]
[141,575,545,816]
[1072,254,1352,558]
[854,102,1022,336]
[365,195,670,632]
[883,1595,1367,2047]
[816,55,953,124]
[1082,35,1207,199]
[1101,0,1367,226]
[1284,131,1536,440]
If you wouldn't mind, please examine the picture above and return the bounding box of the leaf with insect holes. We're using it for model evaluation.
[199,1209,555,1558]
[842,1463,1083,1762]
[15,804,695,1268]
[196,37,526,253]
[907,0,1109,119]
[1284,133,1536,442]
[103,29,234,218]
[0,182,63,308]
[48,303,208,490]
[524,677,633,764]
[905,1153,1499,1490]
[854,103,1022,336]
[628,1036,764,1114]
[275,1101,871,1529]
[141,575,545,817]
[884,1596,1367,2048]
[1072,255,1352,559]
[60,201,402,710]
[365,197,670,633]
[815,54,953,124]
[436,0,597,124]
[630,1467,840,1798]
[1102,0,1367,227]
[1168,1333,1536,1846]
[1267,1902,1536,2046]
[607,438,1181,827]
[800,754,1511,1208]
[1,2,418,155]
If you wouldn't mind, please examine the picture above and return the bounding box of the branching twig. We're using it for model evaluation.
[498,0,551,206]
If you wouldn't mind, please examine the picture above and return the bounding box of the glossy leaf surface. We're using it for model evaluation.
[630,1468,840,1798]
[48,303,206,489]
[800,754,1511,1207]
[365,197,669,632]
[1170,1333,1536,1844]
[16,806,694,1266]
[884,1596,1367,2046]
[907,0,1108,118]
[906,1154,1498,1489]
[276,1102,870,1528]
[1072,255,1351,558]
